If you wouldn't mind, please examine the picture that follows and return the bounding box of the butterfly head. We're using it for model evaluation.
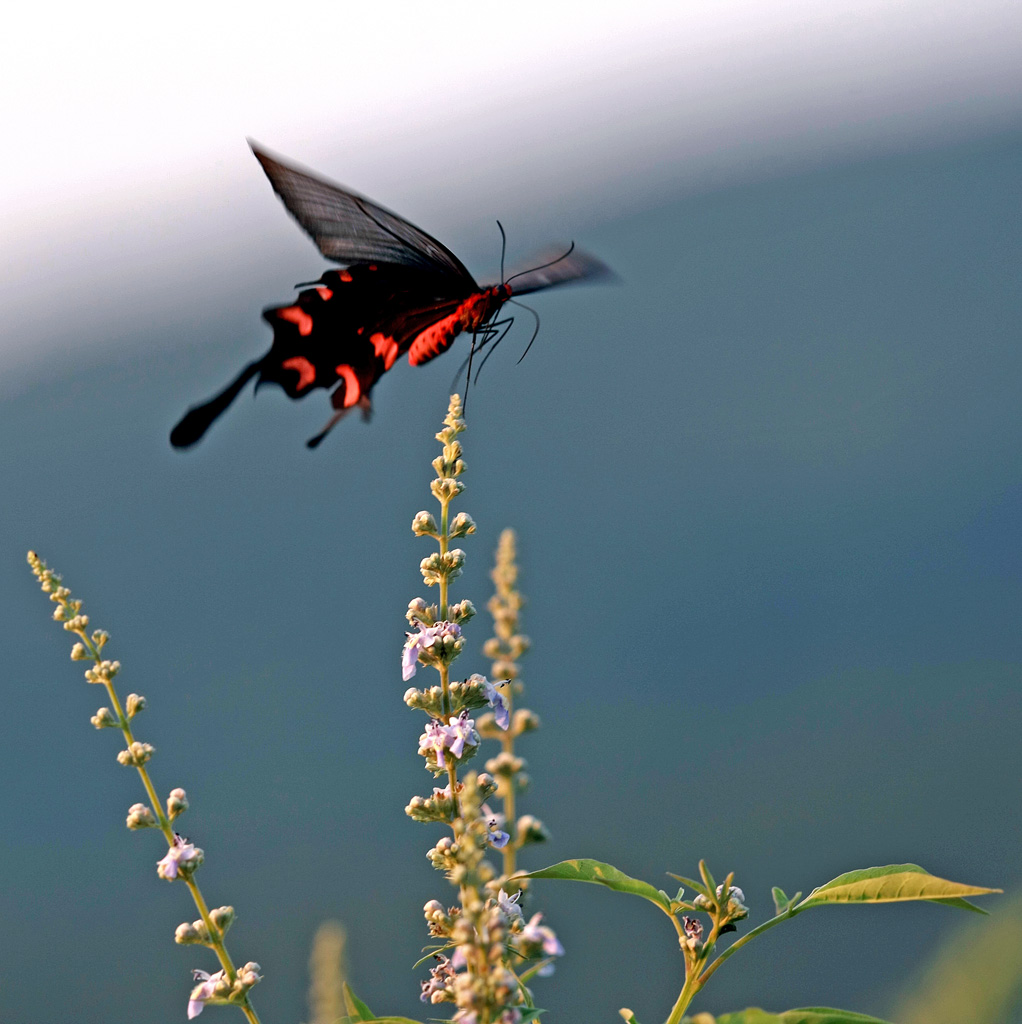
[463,284,512,332]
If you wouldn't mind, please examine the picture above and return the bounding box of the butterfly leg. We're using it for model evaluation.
[306,385,372,448]
[472,317,515,383]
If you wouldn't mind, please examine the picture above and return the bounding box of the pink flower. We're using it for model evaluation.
[471,674,509,730]
[187,969,224,1018]
[521,913,564,957]
[483,804,510,848]
[157,834,203,881]
[402,622,462,680]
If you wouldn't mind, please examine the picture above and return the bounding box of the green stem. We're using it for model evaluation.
[439,496,450,621]
[101,677,175,844]
[499,692,517,879]
[664,971,702,1024]
[697,910,799,988]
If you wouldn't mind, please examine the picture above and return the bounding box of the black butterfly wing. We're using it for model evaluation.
[505,246,614,296]
[250,142,477,284]
[170,263,474,449]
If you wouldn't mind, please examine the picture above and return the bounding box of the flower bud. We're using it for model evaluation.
[70,643,88,661]
[430,477,465,502]
[84,660,120,685]
[167,788,189,820]
[117,741,155,767]
[126,693,146,718]
[485,751,524,778]
[449,512,476,538]
[511,709,540,735]
[476,773,498,798]
[91,707,118,729]
[412,510,440,537]
[515,814,549,845]
[428,836,459,871]
[423,899,457,937]
[175,920,209,944]
[407,601,437,629]
[448,599,476,624]
[236,963,262,991]
[209,905,235,935]
[126,803,157,829]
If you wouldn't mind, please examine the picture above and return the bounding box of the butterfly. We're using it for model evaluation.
[170,142,611,449]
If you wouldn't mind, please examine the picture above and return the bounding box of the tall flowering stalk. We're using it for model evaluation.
[478,532,559,970]
[402,396,562,1024]
[27,551,263,1023]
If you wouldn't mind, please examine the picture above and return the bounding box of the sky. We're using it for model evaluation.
[3,3,1022,1024]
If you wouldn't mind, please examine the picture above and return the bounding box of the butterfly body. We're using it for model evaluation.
[170,144,608,449]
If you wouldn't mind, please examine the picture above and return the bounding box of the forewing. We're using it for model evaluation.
[250,143,476,283]
[505,246,614,295]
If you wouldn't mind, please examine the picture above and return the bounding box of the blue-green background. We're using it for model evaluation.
[3,129,1021,1022]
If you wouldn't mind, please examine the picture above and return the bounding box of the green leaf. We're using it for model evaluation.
[518,859,673,913]
[667,872,711,898]
[699,860,719,897]
[772,887,790,914]
[715,1009,894,1024]
[797,864,1001,913]
[772,887,802,916]
[343,982,375,1021]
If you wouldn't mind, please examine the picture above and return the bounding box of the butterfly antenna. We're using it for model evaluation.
[504,241,576,288]
[496,220,507,283]
[508,299,541,363]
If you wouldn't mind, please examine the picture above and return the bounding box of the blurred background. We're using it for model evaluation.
[3,2,1021,1021]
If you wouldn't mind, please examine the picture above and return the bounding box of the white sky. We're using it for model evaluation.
[2,0,1021,373]
[5,1,1021,217]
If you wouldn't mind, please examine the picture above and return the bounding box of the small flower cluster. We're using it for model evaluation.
[420,775,525,1024]
[188,963,263,1020]
[671,865,752,997]
[403,397,561,1023]
[27,552,263,1024]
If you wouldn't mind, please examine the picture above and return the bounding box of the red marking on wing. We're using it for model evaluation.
[335,365,362,407]
[368,264,378,271]
[316,286,334,300]
[357,326,364,335]
[407,311,462,366]
[370,332,400,370]
[339,271,353,282]
[282,356,317,390]
[277,305,313,336]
